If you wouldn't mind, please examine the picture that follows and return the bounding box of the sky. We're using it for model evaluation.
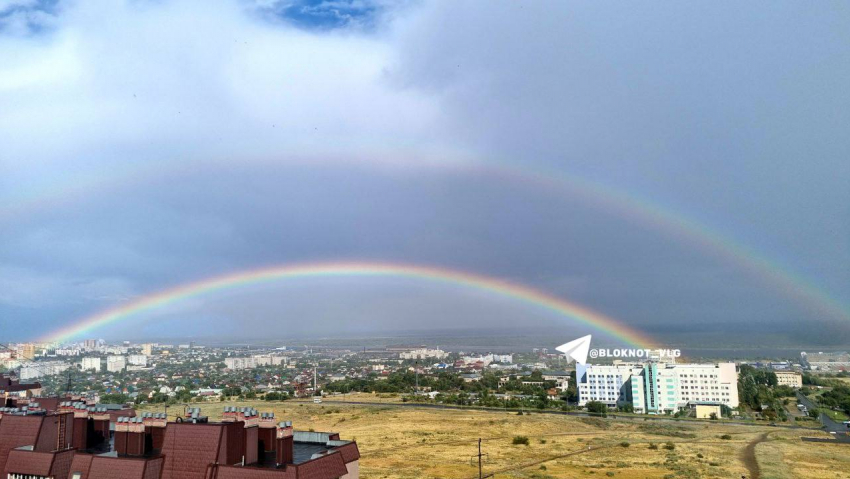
[1,0,849,345]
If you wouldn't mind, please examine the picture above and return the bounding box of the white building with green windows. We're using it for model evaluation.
[578,362,738,414]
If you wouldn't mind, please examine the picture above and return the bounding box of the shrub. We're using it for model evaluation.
[586,400,608,415]
[648,442,658,450]
[663,442,675,450]
[513,436,530,445]
[606,472,615,477]
[720,434,732,440]
[619,441,630,448]
[539,439,547,444]
[696,453,704,458]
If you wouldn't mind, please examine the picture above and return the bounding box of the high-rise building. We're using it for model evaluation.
[225,357,258,370]
[81,357,102,372]
[19,361,71,380]
[106,355,127,373]
[141,343,154,356]
[127,354,148,367]
[16,343,36,361]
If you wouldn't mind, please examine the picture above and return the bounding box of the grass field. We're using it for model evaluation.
[138,394,850,478]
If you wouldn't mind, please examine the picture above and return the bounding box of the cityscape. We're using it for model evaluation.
[2,1,849,478]
[0,337,849,477]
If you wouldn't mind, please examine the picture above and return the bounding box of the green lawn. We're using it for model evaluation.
[822,409,849,422]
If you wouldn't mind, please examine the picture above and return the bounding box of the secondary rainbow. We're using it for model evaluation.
[7,158,847,324]
[39,261,656,348]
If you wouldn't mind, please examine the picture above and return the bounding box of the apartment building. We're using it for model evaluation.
[18,361,71,381]
[16,344,36,361]
[126,355,147,367]
[0,400,359,479]
[105,356,126,373]
[80,357,101,372]
[253,354,287,366]
[399,348,448,360]
[225,357,257,370]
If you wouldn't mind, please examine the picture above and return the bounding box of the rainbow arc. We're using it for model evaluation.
[39,261,656,348]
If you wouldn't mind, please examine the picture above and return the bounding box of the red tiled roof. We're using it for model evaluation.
[294,452,348,479]
[5,449,54,475]
[159,422,227,479]
[333,442,360,464]
[0,415,44,473]
[69,454,93,477]
[51,448,76,479]
[69,454,164,479]
[5,448,76,478]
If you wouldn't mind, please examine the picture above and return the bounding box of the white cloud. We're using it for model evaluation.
[0,0,458,185]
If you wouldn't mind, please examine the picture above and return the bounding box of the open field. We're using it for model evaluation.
[138,397,849,478]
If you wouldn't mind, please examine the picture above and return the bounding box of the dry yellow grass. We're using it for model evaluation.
[137,397,849,478]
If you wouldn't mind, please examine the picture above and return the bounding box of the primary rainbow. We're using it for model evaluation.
[39,261,656,348]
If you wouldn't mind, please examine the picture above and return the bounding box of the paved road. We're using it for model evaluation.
[311,399,811,430]
[796,391,850,443]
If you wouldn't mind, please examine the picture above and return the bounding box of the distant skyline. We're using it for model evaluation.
[1,1,848,344]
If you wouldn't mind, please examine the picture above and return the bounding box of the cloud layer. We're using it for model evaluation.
[1,1,848,344]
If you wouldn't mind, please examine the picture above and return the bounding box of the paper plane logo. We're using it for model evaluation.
[556,334,592,365]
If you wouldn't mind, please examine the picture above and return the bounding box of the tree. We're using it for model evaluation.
[99,393,131,404]
[586,400,608,416]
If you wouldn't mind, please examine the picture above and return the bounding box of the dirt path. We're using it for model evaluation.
[741,432,770,479]
[462,445,608,479]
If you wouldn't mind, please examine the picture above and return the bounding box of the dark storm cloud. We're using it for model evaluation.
[0,1,847,344]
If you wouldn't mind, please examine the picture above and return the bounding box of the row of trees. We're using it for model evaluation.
[737,365,788,420]
[816,383,850,416]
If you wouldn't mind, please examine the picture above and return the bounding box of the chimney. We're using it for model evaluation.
[221,407,259,465]
[61,402,90,450]
[222,406,258,425]
[89,406,111,448]
[258,412,276,455]
[275,421,294,466]
[115,417,146,456]
[142,412,168,451]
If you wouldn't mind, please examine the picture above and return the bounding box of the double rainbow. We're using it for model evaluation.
[5,159,847,325]
[38,261,656,348]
